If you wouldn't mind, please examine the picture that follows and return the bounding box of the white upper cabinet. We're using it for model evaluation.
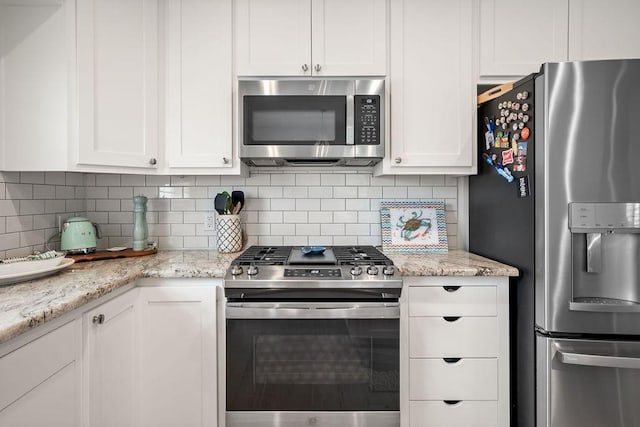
[235,0,312,76]
[479,0,569,78]
[568,0,640,61]
[165,0,237,173]
[235,0,387,76]
[311,0,387,76]
[76,0,160,170]
[0,0,73,171]
[380,0,476,174]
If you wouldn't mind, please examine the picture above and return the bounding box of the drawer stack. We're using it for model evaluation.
[405,279,509,427]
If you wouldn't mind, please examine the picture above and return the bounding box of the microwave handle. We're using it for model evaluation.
[346,94,354,145]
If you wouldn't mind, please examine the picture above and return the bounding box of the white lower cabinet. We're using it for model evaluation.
[138,285,217,427]
[409,401,498,427]
[0,319,82,427]
[84,288,139,427]
[402,276,509,427]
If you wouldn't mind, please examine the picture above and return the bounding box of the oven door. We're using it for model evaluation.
[226,302,399,426]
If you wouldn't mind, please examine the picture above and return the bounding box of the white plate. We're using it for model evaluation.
[106,247,127,252]
[0,258,75,286]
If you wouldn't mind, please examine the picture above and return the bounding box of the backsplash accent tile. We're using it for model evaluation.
[0,172,86,258]
[0,170,460,254]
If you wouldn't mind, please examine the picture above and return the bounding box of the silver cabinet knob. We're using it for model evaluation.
[394,157,402,164]
[92,314,105,324]
[302,64,309,72]
[314,64,322,72]
[149,158,157,166]
[222,157,229,164]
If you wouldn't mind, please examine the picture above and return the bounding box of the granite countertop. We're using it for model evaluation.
[0,249,517,345]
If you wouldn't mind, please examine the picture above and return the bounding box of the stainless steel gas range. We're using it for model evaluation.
[224,246,402,427]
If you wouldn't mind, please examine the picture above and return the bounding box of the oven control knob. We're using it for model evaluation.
[367,266,379,276]
[231,265,243,276]
[382,266,395,276]
[350,266,363,276]
[247,265,259,276]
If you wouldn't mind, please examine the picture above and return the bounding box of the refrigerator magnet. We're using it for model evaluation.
[502,149,514,165]
[517,175,531,198]
[521,126,530,140]
[514,142,528,172]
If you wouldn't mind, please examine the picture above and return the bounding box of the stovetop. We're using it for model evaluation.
[231,245,393,266]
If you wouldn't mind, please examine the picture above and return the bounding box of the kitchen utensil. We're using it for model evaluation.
[232,201,242,215]
[214,193,228,214]
[301,246,326,255]
[223,191,232,213]
[60,217,101,254]
[231,191,245,213]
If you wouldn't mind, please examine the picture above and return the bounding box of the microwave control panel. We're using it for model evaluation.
[355,95,380,145]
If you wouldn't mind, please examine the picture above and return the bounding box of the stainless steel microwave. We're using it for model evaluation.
[238,79,385,167]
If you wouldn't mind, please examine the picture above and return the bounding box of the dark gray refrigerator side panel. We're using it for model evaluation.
[470,78,536,427]
[536,60,640,335]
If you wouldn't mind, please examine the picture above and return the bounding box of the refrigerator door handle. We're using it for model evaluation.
[558,351,640,370]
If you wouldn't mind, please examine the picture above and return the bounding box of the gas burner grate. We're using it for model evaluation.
[332,246,393,266]
[232,246,293,266]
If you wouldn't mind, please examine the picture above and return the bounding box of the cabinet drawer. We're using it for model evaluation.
[409,358,498,400]
[0,320,78,411]
[409,400,498,427]
[409,286,497,317]
[410,316,498,358]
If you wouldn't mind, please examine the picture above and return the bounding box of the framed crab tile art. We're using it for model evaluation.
[380,200,448,253]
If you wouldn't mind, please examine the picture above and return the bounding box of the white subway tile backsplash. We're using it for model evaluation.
[433,187,457,199]
[22,200,45,215]
[120,175,145,187]
[307,211,332,224]
[0,171,460,254]
[96,174,121,186]
[6,184,33,200]
[321,174,345,186]
[283,211,307,223]
[20,172,45,184]
[333,187,357,198]
[308,186,333,199]
[259,211,283,224]
[321,199,345,211]
[45,172,66,185]
[382,186,408,198]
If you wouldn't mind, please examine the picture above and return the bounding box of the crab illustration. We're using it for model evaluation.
[396,211,431,241]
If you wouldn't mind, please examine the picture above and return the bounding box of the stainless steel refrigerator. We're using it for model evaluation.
[470,59,640,427]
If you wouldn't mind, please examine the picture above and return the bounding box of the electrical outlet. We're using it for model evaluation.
[204,212,216,231]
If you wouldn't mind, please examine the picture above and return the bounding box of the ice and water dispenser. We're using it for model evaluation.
[569,202,640,311]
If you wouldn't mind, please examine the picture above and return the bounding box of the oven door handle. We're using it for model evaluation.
[558,351,640,370]
[226,302,400,319]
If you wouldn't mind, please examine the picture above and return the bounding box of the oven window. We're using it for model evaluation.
[243,96,346,145]
[226,319,399,411]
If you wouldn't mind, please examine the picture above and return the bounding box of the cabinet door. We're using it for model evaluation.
[568,0,640,61]
[77,0,159,169]
[138,286,217,427]
[165,0,233,170]
[84,290,138,427]
[235,0,311,76]
[0,320,81,427]
[311,0,387,76]
[479,0,568,77]
[0,0,72,171]
[389,0,475,171]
